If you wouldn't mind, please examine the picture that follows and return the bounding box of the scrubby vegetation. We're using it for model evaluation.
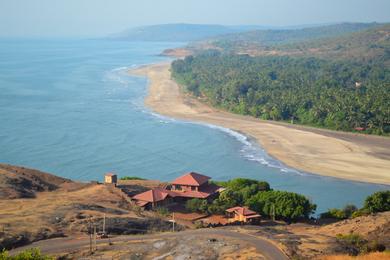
[364,190,390,213]
[120,176,146,180]
[186,178,316,222]
[246,190,316,222]
[0,248,53,260]
[321,191,390,220]
[321,204,358,219]
[335,233,386,256]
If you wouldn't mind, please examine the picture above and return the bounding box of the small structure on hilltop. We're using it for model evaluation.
[226,206,261,224]
[131,172,222,209]
[104,173,117,185]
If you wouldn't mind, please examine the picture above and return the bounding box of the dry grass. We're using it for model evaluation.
[319,251,390,260]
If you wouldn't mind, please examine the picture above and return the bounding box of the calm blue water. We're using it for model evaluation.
[0,39,388,213]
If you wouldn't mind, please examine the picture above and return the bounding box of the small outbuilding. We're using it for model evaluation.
[104,173,117,185]
[226,206,261,224]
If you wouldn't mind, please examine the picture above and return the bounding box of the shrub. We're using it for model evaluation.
[335,233,386,256]
[321,208,347,219]
[342,204,358,217]
[120,176,146,180]
[185,198,208,213]
[246,190,316,221]
[364,191,390,213]
[351,208,370,218]
[155,207,170,217]
[0,248,53,260]
[321,204,358,219]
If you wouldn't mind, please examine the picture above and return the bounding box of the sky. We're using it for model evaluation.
[0,0,389,37]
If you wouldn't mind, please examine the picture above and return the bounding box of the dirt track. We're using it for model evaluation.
[12,228,288,259]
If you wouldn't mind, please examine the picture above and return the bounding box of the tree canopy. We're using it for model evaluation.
[172,52,390,135]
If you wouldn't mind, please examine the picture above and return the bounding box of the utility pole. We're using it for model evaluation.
[169,212,175,232]
[173,212,175,232]
[89,219,93,254]
[271,204,276,222]
[103,213,106,234]
[93,224,97,251]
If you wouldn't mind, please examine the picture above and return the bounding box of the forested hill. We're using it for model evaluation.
[107,23,269,42]
[194,22,383,53]
[171,25,390,135]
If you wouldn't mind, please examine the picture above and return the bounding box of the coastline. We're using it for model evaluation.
[129,62,390,185]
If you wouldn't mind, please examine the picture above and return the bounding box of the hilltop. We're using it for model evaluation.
[190,22,385,56]
[0,164,173,250]
[0,164,73,199]
[108,23,276,42]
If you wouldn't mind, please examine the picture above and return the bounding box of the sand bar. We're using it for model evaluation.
[130,62,390,185]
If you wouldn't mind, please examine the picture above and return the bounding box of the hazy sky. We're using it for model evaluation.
[1,0,389,37]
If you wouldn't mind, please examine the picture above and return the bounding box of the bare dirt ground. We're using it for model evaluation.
[129,63,390,185]
[0,165,173,250]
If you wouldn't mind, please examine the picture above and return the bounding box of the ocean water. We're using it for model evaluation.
[0,39,388,213]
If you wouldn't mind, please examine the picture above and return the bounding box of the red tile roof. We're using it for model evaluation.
[132,189,169,203]
[105,172,116,177]
[226,206,258,216]
[171,172,211,186]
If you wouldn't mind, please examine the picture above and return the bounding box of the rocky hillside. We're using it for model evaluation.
[0,164,72,199]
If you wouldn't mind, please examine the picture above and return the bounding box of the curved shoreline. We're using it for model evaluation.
[129,62,390,185]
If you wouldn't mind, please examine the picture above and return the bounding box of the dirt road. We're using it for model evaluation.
[12,229,288,259]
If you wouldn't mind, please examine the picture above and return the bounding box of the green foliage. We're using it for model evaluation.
[321,204,358,219]
[120,176,146,180]
[321,208,347,219]
[0,248,53,260]
[335,233,385,256]
[171,51,390,135]
[246,190,316,221]
[186,178,273,216]
[351,208,370,218]
[155,207,170,217]
[185,198,209,213]
[363,190,390,213]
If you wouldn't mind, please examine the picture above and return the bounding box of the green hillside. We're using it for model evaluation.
[171,25,390,135]
[196,22,383,52]
[108,23,268,42]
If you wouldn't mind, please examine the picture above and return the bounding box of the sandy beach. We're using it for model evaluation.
[130,62,390,185]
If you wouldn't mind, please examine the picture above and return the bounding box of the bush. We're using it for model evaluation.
[364,191,390,213]
[343,204,358,217]
[336,233,367,256]
[351,208,370,218]
[321,204,358,219]
[185,198,208,213]
[336,233,386,256]
[321,208,347,219]
[120,176,146,180]
[246,190,316,221]
[0,248,53,260]
[155,207,170,217]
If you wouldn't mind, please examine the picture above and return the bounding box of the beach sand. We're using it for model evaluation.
[130,62,390,185]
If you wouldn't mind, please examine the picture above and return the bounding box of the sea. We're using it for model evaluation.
[0,38,388,213]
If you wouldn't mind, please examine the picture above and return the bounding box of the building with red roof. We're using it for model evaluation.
[132,188,171,209]
[131,172,221,209]
[226,206,261,223]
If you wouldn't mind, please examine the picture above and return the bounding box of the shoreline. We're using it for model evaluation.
[129,62,390,186]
